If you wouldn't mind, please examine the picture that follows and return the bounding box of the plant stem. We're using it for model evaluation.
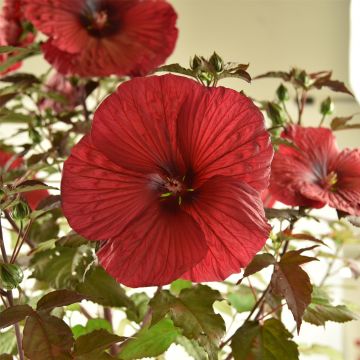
[319,114,326,127]
[0,214,25,360]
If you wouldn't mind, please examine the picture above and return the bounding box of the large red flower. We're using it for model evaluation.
[269,125,360,215]
[23,0,178,77]
[61,74,273,287]
[0,150,49,210]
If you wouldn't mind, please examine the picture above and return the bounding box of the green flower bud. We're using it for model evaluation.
[0,263,24,290]
[266,102,286,126]
[190,55,202,70]
[320,97,334,115]
[29,128,41,144]
[276,83,289,102]
[209,52,224,72]
[12,201,30,220]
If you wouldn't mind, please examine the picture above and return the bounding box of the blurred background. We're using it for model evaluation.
[1,0,359,359]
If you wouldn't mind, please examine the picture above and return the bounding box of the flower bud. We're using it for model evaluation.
[0,263,24,290]
[209,52,224,72]
[320,97,334,115]
[12,201,30,220]
[276,83,289,102]
[190,55,202,70]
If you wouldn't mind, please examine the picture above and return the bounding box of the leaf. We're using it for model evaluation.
[0,46,39,73]
[254,71,291,81]
[0,329,17,354]
[72,319,112,339]
[313,78,353,96]
[283,231,327,246]
[156,63,196,78]
[240,253,276,282]
[10,180,58,195]
[125,292,150,324]
[176,335,208,360]
[231,319,299,360]
[31,195,61,218]
[30,245,94,289]
[0,305,34,329]
[303,288,358,325]
[23,313,74,360]
[119,319,179,360]
[0,109,33,124]
[0,45,27,53]
[270,247,318,332]
[330,115,360,130]
[299,344,343,360]
[228,286,257,313]
[37,290,89,312]
[57,231,88,248]
[0,263,23,290]
[73,329,125,358]
[150,285,225,360]
[0,355,13,360]
[76,266,135,310]
[265,208,300,220]
[0,73,40,85]
[170,279,192,295]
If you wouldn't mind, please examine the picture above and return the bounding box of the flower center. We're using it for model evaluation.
[159,177,194,206]
[164,178,183,195]
[91,11,108,30]
[321,171,338,192]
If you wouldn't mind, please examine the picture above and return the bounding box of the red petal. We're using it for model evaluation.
[181,176,271,282]
[91,75,198,174]
[23,189,49,211]
[61,135,155,241]
[177,86,273,191]
[98,203,207,287]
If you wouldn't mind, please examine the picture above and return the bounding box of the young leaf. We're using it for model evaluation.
[228,286,257,313]
[231,319,299,360]
[119,319,179,360]
[36,290,89,312]
[23,313,74,360]
[150,285,225,360]
[72,319,112,339]
[0,305,34,329]
[170,279,192,295]
[176,335,208,360]
[0,329,17,354]
[240,253,276,282]
[270,247,318,332]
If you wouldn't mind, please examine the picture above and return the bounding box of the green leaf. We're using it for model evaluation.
[57,231,88,248]
[170,279,192,295]
[0,45,27,54]
[119,319,179,360]
[150,285,225,360]
[73,329,125,358]
[37,290,89,312]
[0,329,17,354]
[270,247,318,332]
[72,319,112,339]
[0,263,23,290]
[303,288,358,326]
[228,286,256,313]
[23,313,74,360]
[0,305,34,329]
[231,319,299,360]
[0,109,33,124]
[176,335,208,360]
[299,344,343,360]
[125,292,150,324]
[76,266,135,310]
[30,244,94,289]
[156,64,195,78]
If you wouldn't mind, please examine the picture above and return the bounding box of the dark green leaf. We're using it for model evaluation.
[0,263,23,290]
[0,305,33,329]
[37,290,88,312]
[76,267,135,310]
[231,319,299,360]
[265,208,300,220]
[0,73,40,85]
[176,335,208,360]
[57,231,88,248]
[23,313,74,360]
[156,64,195,77]
[271,247,318,332]
[150,285,225,360]
[119,319,179,360]
[125,292,150,324]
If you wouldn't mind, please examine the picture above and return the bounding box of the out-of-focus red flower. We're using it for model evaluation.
[23,0,178,77]
[0,0,35,75]
[40,72,84,113]
[270,125,360,215]
[0,149,48,210]
[261,188,276,208]
[61,74,273,287]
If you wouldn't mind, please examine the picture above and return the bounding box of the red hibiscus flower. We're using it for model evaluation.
[269,125,360,215]
[61,74,273,287]
[23,0,178,77]
[0,0,35,75]
[0,149,48,210]
[39,72,85,113]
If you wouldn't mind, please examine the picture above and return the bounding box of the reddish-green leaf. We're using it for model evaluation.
[0,305,33,329]
[271,247,318,332]
[73,329,125,358]
[37,290,89,312]
[0,355,13,360]
[23,313,74,360]
[231,319,299,360]
[240,253,276,283]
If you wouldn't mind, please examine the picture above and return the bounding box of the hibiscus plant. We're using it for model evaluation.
[0,1,359,360]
